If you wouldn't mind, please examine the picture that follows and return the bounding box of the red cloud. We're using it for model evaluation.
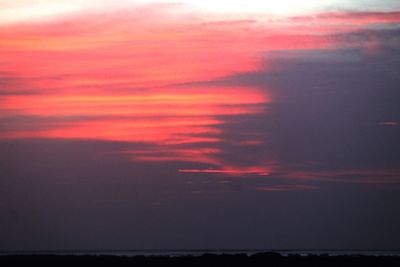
[1,8,398,180]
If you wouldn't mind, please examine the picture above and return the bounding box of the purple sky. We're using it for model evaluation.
[1,1,400,250]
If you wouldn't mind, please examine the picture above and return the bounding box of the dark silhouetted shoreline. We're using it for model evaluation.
[2,252,400,266]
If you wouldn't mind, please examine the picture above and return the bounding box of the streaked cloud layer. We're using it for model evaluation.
[1,0,400,251]
[1,1,400,184]
[1,0,400,24]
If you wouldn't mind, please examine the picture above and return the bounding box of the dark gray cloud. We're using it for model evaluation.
[1,28,400,251]
[210,36,400,175]
[166,28,400,191]
[1,139,400,250]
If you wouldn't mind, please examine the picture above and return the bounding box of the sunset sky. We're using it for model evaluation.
[1,0,400,250]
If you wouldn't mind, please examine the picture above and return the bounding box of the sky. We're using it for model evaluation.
[1,0,400,250]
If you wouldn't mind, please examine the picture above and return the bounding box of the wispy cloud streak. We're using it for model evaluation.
[0,3,399,185]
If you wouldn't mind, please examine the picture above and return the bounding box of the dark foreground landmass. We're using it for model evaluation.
[1,252,400,266]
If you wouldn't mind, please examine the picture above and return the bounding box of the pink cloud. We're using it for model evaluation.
[378,121,399,126]
[256,184,318,192]
[1,7,398,180]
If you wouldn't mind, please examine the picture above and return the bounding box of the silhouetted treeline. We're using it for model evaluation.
[1,252,400,266]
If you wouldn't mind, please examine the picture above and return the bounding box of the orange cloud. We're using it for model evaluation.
[1,7,397,178]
